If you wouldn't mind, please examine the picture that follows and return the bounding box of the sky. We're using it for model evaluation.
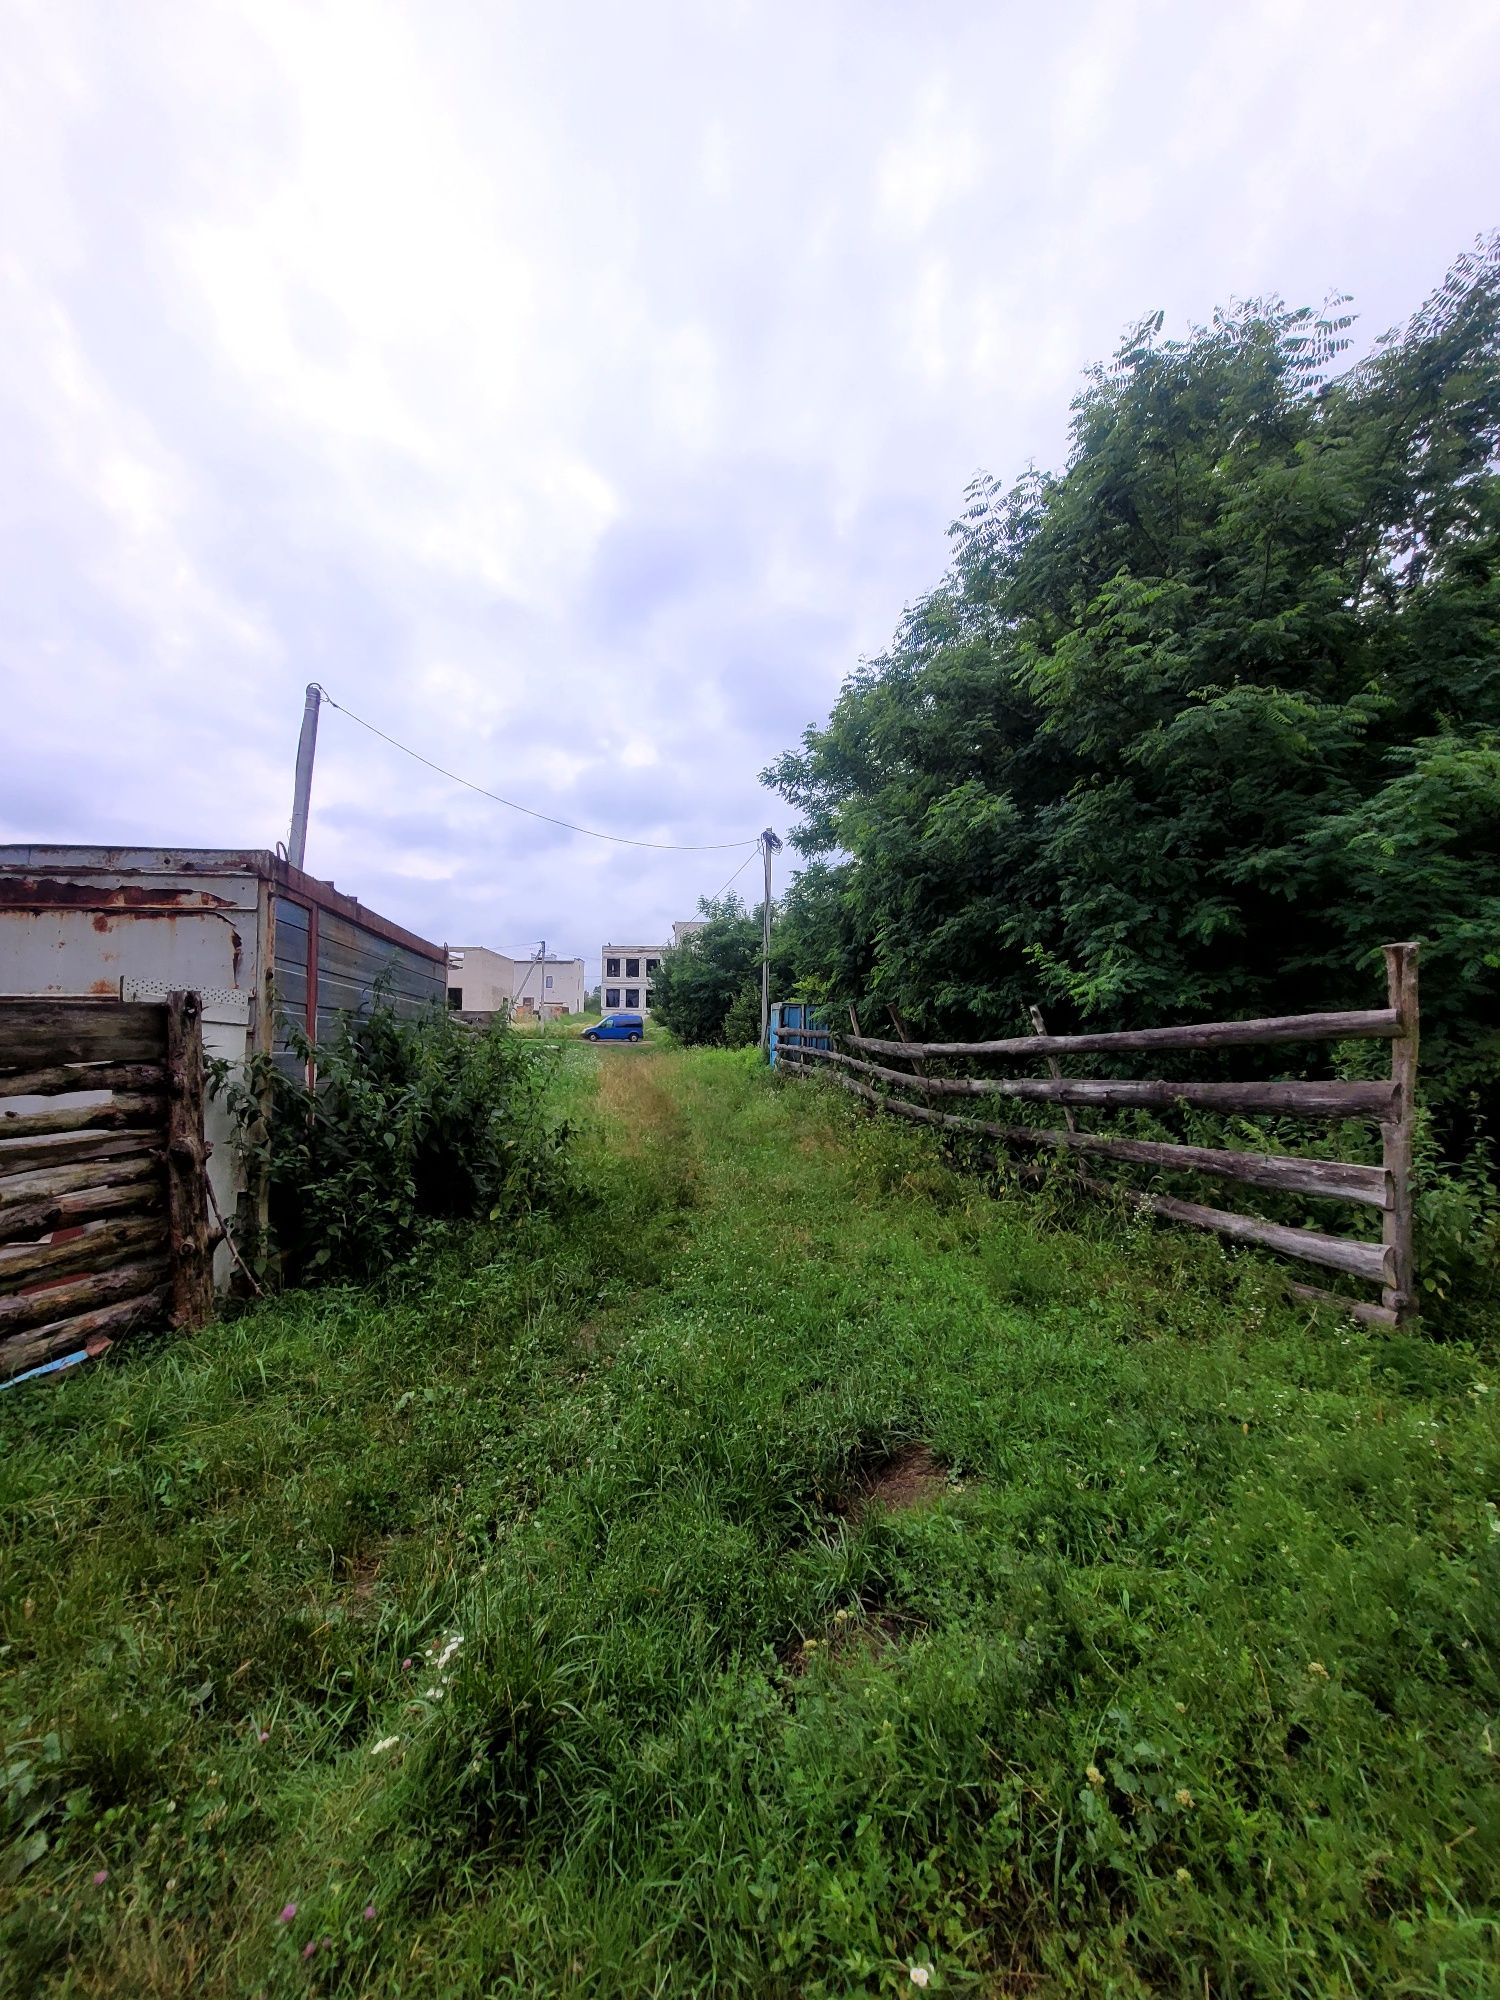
[2,0,1497,981]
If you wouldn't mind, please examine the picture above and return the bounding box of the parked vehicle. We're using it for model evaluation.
[583,1012,644,1043]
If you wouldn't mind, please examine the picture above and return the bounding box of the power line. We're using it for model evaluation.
[707,847,758,905]
[315,686,759,853]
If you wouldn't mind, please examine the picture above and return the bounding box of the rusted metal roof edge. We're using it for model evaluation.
[0,847,445,966]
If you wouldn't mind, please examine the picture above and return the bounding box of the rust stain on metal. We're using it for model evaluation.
[0,878,237,913]
[89,979,115,996]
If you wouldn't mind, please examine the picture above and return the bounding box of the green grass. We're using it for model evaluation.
[511,1010,602,1033]
[2,1045,1497,1997]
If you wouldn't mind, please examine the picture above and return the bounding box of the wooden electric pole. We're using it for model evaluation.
[759,828,781,1055]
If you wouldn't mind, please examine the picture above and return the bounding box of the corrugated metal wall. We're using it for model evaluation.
[272,893,446,1071]
[317,906,444,1033]
[272,896,312,1075]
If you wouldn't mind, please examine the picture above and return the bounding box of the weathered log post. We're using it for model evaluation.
[164,990,214,1330]
[885,1004,929,1126]
[1028,1004,1078,1134]
[1381,943,1419,1324]
[887,1006,926,1078]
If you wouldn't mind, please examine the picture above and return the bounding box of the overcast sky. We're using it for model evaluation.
[2,1,1496,978]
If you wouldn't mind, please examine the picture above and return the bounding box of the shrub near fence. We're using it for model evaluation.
[778,943,1420,1326]
[210,1000,571,1286]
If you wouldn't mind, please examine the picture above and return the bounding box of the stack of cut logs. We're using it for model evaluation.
[0,995,213,1384]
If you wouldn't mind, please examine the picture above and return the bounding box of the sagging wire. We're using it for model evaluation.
[316,686,760,853]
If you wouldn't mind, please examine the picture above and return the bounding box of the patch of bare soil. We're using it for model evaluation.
[782,1608,920,1676]
[574,1318,603,1354]
[842,1443,949,1523]
[344,1552,382,1619]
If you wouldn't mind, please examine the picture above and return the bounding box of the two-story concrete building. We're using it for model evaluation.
[446,947,585,1020]
[599,942,662,1015]
[599,922,706,1016]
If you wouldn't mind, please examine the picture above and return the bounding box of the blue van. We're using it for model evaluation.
[583,1011,644,1043]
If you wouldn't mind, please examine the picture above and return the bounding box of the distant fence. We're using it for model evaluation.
[0,995,213,1384]
[778,944,1419,1327]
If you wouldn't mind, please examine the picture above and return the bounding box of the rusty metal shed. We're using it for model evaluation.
[0,847,447,1289]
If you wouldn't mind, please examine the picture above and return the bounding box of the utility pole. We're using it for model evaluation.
[759,828,781,1056]
[287,683,322,872]
[513,939,544,1018]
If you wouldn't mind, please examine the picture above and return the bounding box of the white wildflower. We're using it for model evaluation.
[909,1967,932,1988]
[370,1736,401,1756]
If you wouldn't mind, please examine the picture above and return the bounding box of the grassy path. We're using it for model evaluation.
[2,1045,1497,1997]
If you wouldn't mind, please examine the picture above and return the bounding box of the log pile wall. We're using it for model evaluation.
[0,994,212,1382]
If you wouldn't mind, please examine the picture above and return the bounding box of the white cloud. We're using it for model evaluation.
[878,82,984,237]
[2,0,1498,970]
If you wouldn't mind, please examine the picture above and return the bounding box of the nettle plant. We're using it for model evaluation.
[210,1001,572,1285]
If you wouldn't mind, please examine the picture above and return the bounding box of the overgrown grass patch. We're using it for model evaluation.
[2,1046,1497,1995]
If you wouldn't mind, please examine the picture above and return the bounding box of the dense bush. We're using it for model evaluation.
[766,239,1500,1136]
[212,1003,571,1283]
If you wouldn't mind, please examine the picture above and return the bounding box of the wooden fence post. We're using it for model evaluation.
[1381,943,1419,1324]
[888,1006,926,1078]
[165,990,214,1330]
[1028,1004,1078,1134]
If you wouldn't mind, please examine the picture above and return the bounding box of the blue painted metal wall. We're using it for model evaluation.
[769,1000,830,1066]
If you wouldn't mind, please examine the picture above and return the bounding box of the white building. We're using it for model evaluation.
[447,947,585,1020]
[599,942,665,1015]
[599,923,705,1015]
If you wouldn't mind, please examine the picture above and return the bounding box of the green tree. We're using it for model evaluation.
[765,239,1500,1122]
[648,896,764,1046]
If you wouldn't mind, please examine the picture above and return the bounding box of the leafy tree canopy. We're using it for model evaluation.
[648,896,765,1046]
[765,240,1500,1116]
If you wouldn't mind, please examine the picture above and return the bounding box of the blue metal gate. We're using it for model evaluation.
[768,1000,829,1067]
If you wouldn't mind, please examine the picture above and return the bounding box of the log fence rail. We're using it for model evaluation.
[778,943,1419,1327]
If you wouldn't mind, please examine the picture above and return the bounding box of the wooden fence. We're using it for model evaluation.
[778,943,1419,1327]
[0,994,214,1384]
